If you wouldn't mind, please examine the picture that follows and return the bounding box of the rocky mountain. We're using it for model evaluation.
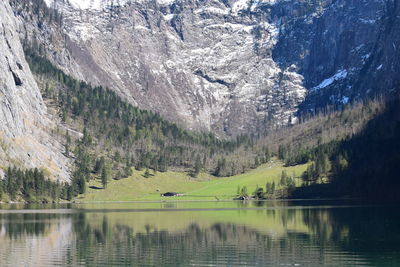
[353,0,400,98]
[272,0,398,112]
[10,0,398,136]
[0,0,398,182]
[0,0,70,181]
[13,0,308,136]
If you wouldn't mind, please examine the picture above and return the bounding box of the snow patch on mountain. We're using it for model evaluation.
[341,96,349,104]
[157,0,176,6]
[232,0,250,14]
[311,70,348,92]
[195,6,230,15]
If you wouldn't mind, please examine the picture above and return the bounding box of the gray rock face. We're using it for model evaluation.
[0,0,71,181]
[353,0,400,98]
[26,0,308,136]
[272,0,395,111]
[9,0,398,137]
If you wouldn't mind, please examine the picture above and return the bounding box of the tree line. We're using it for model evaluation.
[0,167,73,202]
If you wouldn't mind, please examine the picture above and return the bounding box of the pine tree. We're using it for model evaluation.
[124,162,133,177]
[78,174,86,194]
[66,185,73,201]
[82,127,92,146]
[253,186,264,199]
[264,146,271,162]
[65,130,71,157]
[101,164,110,189]
[278,145,287,160]
[6,167,18,200]
[266,182,271,194]
[214,158,227,177]
[191,155,202,178]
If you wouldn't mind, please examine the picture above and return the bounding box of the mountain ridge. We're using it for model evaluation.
[18,0,396,136]
[16,0,310,136]
[0,0,398,186]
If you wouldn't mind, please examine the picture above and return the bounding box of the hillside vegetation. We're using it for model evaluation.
[1,48,395,203]
[289,96,400,202]
[3,47,389,202]
[81,161,308,202]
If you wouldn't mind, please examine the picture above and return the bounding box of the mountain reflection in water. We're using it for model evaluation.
[0,201,399,267]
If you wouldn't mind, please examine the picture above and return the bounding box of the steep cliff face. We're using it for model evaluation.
[9,0,397,136]
[15,0,308,136]
[0,0,70,181]
[354,0,400,97]
[272,0,395,111]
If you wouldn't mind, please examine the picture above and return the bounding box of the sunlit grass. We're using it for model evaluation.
[82,160,308,202]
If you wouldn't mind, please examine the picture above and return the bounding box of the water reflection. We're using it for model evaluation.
[0,202,399,267]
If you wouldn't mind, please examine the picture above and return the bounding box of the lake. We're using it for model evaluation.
[0,200,399,267]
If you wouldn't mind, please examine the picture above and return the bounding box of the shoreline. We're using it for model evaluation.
[0,197,362,205]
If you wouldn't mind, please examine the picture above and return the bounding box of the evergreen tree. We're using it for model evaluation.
[191,155,202,178]
[94,156,105,174]
[264,147,271,162]
[6,167,18,200]
[266,182,271,194]
[66,185,73,201]
[72,172,86,195]
[101,165,109,189]
[65,130,71,157]
[82,127,92,146]
[253,186,265,199]
[278,145,287,160]
[124,162,133,177]
[214,158,227,177]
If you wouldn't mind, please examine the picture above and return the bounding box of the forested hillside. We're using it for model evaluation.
[2,46,395,202]
[2,46,393,202]
[1,0,399,203]
[290,96,400,202]
[331,96,400,201]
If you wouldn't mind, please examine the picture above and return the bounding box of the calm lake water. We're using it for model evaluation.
[0,200,399,267]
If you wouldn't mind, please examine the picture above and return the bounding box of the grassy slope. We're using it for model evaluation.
[81,160,308,202]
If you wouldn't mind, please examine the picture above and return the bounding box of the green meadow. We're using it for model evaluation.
[81,160,308,202]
